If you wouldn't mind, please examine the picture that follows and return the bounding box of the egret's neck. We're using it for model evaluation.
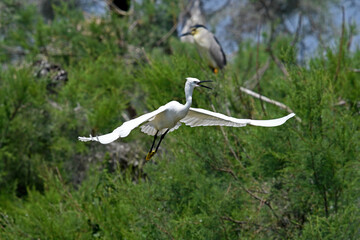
[184,84,194,109]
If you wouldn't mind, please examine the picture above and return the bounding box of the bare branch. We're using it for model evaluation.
[267,48,290,77]
[211,104,244,167]
[239,87,301,122]
[212,166,239,180]
[244,58,270,89]
[307,14,325,49]
[334,6,345,81]
[140,47,152,65]
[256,24,267,116]
[221,216,250,226]
[291,13,302,47]
[156,22,178,46]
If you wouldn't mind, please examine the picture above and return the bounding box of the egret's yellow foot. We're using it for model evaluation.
[214,68,218,74]
[146,150,156,161]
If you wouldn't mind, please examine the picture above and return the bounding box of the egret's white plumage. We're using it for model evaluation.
[79,77,295,159]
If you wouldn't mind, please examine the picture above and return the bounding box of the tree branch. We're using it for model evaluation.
[267,47,290,77]
[334,6,345,81]
[239,87,301,122]
[244,58,270,89]
[211,104,244,167]
[291,13,302,47]
[156,22,178,46]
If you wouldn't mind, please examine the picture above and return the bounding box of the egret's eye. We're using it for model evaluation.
[191,29,196,35]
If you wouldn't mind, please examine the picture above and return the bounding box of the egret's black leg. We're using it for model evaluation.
[149,131,158,152]
[155,129,170,152]
[146,131,158,161]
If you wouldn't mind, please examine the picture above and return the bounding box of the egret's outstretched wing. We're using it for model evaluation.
[78,107,167,144]
[181,108,295,128]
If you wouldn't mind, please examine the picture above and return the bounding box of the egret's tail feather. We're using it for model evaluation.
[78,135,99,142]
[78,132,119,144]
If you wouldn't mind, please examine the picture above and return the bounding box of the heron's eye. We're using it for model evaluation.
[191,29,196,35]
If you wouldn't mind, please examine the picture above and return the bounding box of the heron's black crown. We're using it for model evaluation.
[190,24,207,30]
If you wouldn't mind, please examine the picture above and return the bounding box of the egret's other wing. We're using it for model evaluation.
[181,108,295,128]
[78,107,167,144]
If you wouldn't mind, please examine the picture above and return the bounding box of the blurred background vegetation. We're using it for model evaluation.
[0,0,359,239]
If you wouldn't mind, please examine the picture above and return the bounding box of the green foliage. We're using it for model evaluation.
[0,67,48,195]
[299,206,360,239]
[0,0,359,239]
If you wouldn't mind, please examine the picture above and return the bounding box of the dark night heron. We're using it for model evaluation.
[181,25,227,74]
[79,78,295,161]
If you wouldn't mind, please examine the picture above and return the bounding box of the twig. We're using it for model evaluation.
[334,99,347,106]
[267,48,289,77]
[55,167,84,213]
[210,161,278,218]
[239,87,301,122]
[264,17,289,78]
[244,58,270,89]
[256,24,267,116]
[140,47,152,65]
[307,14,325,49]
[221,216,262,228]
[211,165,277,218]
[221,216,248,225]
[211,104,243,166]
[141,208,175,240]
[346,23,354,51]
[291,13,302,47]
[153,222,175,240]
[242,186,279,219]
[334,6,345,81]
[156,22,178,46]
[212,166,239,180]
[1,46,27,56]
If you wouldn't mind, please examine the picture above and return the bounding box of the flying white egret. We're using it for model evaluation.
[79,77,295,160]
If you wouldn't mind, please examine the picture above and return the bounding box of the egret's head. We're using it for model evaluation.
[181,25,208,37]
[186,77,212,89]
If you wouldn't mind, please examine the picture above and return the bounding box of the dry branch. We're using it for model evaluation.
[211,104,244,166]
[291,13,302,47]
[239,87,301,122]
[268,49,290,77]
[334,6,345,81]
[244,58,271,89]
[156,22,178,46]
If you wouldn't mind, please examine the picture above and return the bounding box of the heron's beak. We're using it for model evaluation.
[180,32,192,37]
[198,80,212,89]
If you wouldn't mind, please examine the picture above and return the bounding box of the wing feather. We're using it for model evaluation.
[181,108,295,128]
[78,107,167,144]
[140,121,182,136]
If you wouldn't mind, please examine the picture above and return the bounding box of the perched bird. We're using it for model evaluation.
[79,78,295,160]
[181,25,226,74]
